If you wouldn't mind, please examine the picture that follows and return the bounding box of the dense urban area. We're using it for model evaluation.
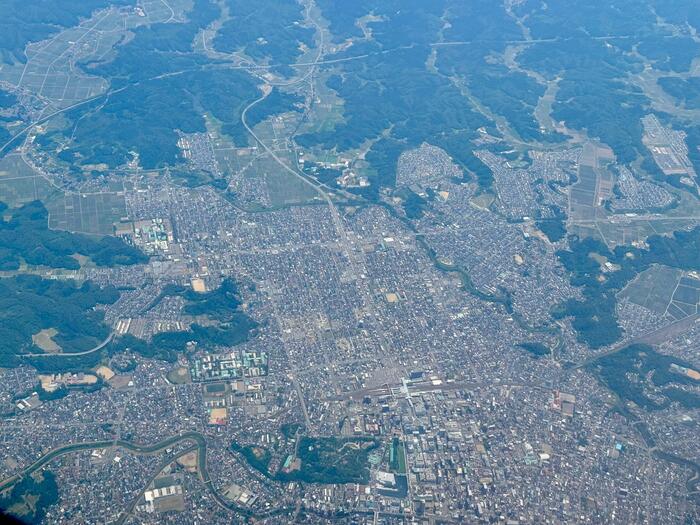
[0,0,699,524]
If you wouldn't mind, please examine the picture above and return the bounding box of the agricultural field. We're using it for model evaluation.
[619,265,684,316]
[45,191,127,235]
[0,154,57,207]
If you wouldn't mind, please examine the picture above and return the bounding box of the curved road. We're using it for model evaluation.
[23,332,115,359]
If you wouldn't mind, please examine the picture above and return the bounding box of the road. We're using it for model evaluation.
[115,444,199,525]
[238,0,405,435]
[571,312,700,370]
[23,331,115,358]
[0,431,205,492]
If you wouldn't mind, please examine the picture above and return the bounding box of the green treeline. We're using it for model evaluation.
[245,88,303,135]
[230,442,273,477]
[109,278,257,363]
[398,189,428,219]
[637,35,700,73]
[84,0,220,84]
[658,77,700,111]
[434,0,563,144]
[0,470,59,524]
[0,275,117,367]
[278,437,378,485]
[536,219,567,243]
[296,44,487,195]
[23,278,258,372]
[536,208,567,242]
[180,278,243,320]
[314,1,374,43]
[296,0,494,193]
[151,278,245,320]
[520,37,649,165]
[513,1,685,166]
[0,89,17,108]
[588,344,700,410]
[517,342,551,358]
[214,0,314,76]
[0,200,147,270]
[45,68,260,169]
[37,0,296,169]
[305,0,569,194]
[233,436,378,485]
[0,0,130,64]
[555,227,700,348]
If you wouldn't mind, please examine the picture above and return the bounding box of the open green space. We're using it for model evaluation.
[536,207,567,242]
[150,278,245,321]
[389,438,407,474]
[280,423,304,440]
[232,436,378,485]
[0,155,57,207]
[517,342,551,358]
[45,192,127,236]
[619,265,682,315]
[238,147,318,207]
[265,170,319,207]
[230,442,273,477]
[166,366,191,385]
[277,436,379,485]
[395,188,429,219]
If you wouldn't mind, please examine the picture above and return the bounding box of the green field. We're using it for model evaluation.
[247,152,318,208]
[389,438,407,474]
[619,265,681,315]
[265,170,318,207]
[45,192,127,235]
[0,154,58,207]
[619,264,700,320]
[0,154,126,235]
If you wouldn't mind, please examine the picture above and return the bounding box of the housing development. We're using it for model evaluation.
[0,0,699,524]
